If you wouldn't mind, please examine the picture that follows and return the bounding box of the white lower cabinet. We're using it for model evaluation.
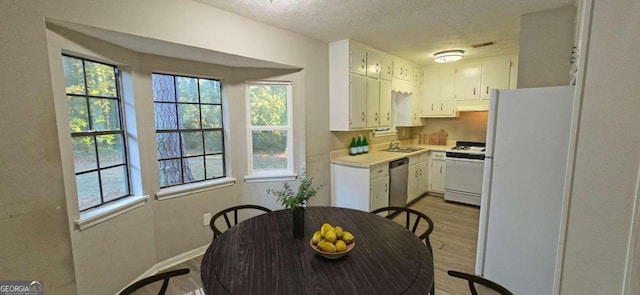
[408,153,430,203]
[429,151,446,193]
[331,163,389,212]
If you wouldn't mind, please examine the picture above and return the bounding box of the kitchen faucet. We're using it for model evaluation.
[389,140,401,149]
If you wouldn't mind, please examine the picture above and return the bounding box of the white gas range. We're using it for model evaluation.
[444,141,486,206]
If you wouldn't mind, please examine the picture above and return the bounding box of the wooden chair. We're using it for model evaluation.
[210,204,272,238]
[448,270,514,295]
[371,206,435,294]
[119,268,189,295]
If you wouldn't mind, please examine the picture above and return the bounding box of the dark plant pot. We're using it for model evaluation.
[292,207,304,239]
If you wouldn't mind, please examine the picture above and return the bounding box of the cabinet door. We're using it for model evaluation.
[480,58,511,100]
[379,79,392,127]
[370,176,389,212]
[392,59,405,80]
[430,159,445,193]
[366,50,381,79]
[366,77,380,128]
[380,54,393,81]
[407,163,420,203]
[349,74,366,129]
[404,63,414,81]
[438,65,457,115]
[411,87,421,125]
[421,66,438,116]
[350,44,367,76]
[455,63,481,101]
[418,161,430,193]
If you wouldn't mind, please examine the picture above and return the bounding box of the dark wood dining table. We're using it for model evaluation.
[200,206,433,294]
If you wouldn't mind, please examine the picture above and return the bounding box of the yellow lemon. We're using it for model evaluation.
[312,231,322,245]
[335,240,347,252]
[325,229,338,243]
[342,231,355,244]
[320,223,333,237]
[334,226,344,238]
[322,242,337,253]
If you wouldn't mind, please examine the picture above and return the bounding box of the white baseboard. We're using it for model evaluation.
[115,243,210,295]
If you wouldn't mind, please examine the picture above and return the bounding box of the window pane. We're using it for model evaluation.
[184,157,204,182]
[177,76,198,102]
[199,79,221,104]
[63,56,85,95]
[158,159,183,187]
[204,130,223,154]
[67,96,89,132]
[179,104,201,129]
[201,105,222,128]
[252,130,288,170]
[72,136,97,173]
[85,61,116,97]
[154,102,178,130]
[156,132,181,159]
[152,74,176,102]
[77,172,101,210]
[97,134,125,167]
[182,131,203,156]
[205,155,224,178]
[90,98,120,131]
[101,166,128,202]
[249,85,288,126]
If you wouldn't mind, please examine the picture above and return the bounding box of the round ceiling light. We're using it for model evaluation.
[433,50,465,63]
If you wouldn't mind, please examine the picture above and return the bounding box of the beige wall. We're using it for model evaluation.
[560,0,640,293]
[518,4,577,88]
[1,0,330,294]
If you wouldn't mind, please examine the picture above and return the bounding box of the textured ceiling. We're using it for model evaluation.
[194,0,576,66]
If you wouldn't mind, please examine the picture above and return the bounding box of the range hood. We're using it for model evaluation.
[455,100,489,112]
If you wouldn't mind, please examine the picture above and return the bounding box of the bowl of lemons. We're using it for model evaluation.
[309,223,355,259]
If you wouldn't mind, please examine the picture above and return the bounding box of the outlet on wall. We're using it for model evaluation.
[203,212,211,227]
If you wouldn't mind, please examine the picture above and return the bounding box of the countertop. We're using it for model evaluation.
[330,140,455,168]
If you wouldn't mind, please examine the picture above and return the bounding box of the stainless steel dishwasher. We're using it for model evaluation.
[389,158,409,207]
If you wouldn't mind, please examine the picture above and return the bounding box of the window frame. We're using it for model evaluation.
[151,73,227,189]
[62,54,132,212]
[245,81,294,180]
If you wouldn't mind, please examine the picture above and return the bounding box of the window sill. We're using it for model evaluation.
[244,173,297,183]
[155,177,236,201]
[75,195,149,231]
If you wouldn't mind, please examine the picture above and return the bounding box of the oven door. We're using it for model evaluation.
[444,157,485,195]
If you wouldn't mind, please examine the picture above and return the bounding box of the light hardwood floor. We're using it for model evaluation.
[132,194,479,295]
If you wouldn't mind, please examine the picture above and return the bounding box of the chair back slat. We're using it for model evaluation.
[119,268,189,295]
[448,270,514,295]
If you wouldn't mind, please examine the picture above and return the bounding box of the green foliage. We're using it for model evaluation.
[250,85,289,154]
[267,171,323,209]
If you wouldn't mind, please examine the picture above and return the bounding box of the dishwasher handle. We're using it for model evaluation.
[389,158,409,168]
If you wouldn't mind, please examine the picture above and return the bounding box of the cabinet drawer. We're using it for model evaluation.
[419,152,429,163]
[431,151,446,160]
[370,164,389,179]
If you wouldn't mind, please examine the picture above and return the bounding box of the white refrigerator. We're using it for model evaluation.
[475,86,575,294]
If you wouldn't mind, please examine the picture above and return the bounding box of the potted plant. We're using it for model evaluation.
[267,171,323,238]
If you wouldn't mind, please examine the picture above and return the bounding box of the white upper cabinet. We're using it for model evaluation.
[380,54,393,81]
[454,57,514,111]
[480,58,512,100]
[330,39,394,131]
[420,64,457,117]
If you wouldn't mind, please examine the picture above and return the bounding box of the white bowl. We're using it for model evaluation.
[309,238,355,259]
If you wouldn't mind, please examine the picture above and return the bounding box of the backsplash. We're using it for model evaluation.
[415,111,488,143]
[330,127,414,150]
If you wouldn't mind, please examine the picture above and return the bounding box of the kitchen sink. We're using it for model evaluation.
[383,147,425,153]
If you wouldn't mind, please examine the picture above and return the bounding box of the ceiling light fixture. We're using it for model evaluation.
[433,50,465,63]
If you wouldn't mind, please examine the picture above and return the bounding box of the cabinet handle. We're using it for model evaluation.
[486,86,489,94]
[431,104,434,111]
[440,103,443,111]
[362,59,366,71]
[385,183,388,192]
[387,113,390,120]
[440,166,442,173]
[419,169,422,176]
[376,63,380,73]
[415,170,419,177]
[375,112,378,121]
[413,113,416,119]
[378,169,384,173]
